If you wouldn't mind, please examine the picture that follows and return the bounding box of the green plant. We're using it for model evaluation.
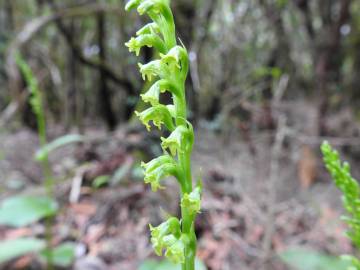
[0,54,78,269]
[280,248,352,270]
[125,1,201,269]
[321,141,360,269]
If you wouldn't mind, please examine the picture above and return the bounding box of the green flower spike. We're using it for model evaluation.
[181,186,202,216]
[125,0,200,268]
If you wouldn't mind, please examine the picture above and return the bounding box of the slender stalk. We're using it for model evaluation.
[16,54,54,270]
[32,80,55,270]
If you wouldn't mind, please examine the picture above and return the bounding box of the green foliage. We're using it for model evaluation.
[321,141,360,269]
[0,238,46,264]
[35,134,84,161]
[40,242,76,268]
[125,1,201,269]
[0,196,58,227]
[11,54,76,269]
[279,249,351,270]
[92,175,111,188]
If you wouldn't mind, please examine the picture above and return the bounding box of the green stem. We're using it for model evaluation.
[175,83,196,270]
[37,97,54,270]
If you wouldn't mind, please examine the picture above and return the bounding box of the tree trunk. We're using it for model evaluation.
[97,11,117,130]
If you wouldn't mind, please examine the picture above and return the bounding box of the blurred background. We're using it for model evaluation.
[0,0,360,269]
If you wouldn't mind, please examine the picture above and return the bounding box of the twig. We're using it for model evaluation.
[260,116,287,269]
[260,75,289,269]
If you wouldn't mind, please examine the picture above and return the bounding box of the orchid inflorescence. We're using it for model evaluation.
[125,1,201,269]
[322,142,360,269]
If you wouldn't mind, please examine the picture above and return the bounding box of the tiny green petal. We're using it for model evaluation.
[125,37,141,56]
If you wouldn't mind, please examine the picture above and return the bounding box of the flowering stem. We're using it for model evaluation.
[125,1,201,268]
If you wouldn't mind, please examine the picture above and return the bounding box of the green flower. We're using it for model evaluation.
[141,79,179,106]
[165,238,185,264]
[126,34,166,56]
[143,163,178,191]
[141,156,179,191]
[138,60,163,81]
[181,186,202,216]
[161,125,190,156]
[149,217,181,255]
[135,105,174,131]
[161,46,188,70]
[140,82,161,106]
[141,155,174,173]
[125,37,141,56]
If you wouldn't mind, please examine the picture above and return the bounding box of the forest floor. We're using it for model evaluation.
[0,117,356,270]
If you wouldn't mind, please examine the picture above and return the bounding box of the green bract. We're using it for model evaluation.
[125,1,201,269]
